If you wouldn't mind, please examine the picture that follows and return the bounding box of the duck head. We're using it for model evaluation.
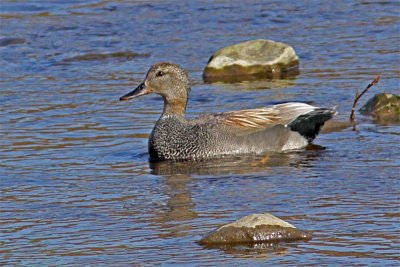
[120,62,191,115]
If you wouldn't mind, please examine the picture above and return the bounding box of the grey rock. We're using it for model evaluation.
[199,213,311,246]
[360,93,400,122]
[203,39,299,82]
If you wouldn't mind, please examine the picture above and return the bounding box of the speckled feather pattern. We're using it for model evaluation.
[120,62,335,161]
[147,111,322,161]
[149,115,242,160]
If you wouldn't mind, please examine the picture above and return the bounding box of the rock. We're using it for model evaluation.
[320,120,353,133]
[203,39,299,82]
[63,51,150,62]
[0,37,26,47]
[199,213,311,246]
[360,93,400,122]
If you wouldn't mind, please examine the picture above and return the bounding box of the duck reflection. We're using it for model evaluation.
[148,172,198,239]
[150,146,325,176]
[148,147,323,245]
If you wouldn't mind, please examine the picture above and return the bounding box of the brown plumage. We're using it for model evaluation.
[120,62,336,160]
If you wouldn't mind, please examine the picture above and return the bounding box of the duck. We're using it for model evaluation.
[120,62,335,161]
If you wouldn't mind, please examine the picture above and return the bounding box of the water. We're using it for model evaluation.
[1,1,399,266]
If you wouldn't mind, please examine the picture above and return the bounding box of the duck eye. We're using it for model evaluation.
[156,71,164,77]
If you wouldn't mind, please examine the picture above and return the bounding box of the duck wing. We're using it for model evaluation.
[192,102,334,136]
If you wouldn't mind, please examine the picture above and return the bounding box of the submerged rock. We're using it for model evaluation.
[203,39,299,82]
[360,93,400,122]
[63,51,150,62]
[321,119,353,133]
[199,213,311,246]
[0,37,26,47]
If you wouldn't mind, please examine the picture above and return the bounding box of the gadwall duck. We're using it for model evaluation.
[120,62,335,161]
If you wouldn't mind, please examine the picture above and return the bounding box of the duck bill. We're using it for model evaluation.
[119,82,151,101]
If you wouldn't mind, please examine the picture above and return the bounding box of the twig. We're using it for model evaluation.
[349,75,380,122]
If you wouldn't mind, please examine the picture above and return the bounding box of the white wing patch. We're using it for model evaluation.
[272,103,317,126]
[221,102,318,129]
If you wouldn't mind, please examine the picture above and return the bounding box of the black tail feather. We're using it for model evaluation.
[288,108,335,142]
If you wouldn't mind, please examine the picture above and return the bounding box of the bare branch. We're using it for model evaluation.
[349,75,380,122]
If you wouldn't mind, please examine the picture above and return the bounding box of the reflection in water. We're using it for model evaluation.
[150,173,198,239]
[150,148,324,176]
[148,149,323,247]
[203,71,299,84]
[210,77,298,91]
[202,242,295,259]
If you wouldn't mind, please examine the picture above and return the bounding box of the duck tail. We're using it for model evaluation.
[288,107,336,142]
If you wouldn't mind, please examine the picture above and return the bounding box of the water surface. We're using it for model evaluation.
[1,1,399,266]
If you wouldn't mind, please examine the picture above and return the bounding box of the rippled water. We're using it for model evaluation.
[1,1,399,266]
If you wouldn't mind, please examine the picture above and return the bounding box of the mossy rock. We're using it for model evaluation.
[360,93,400,122]
[203,39,299,83]
[199,213,311,246]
